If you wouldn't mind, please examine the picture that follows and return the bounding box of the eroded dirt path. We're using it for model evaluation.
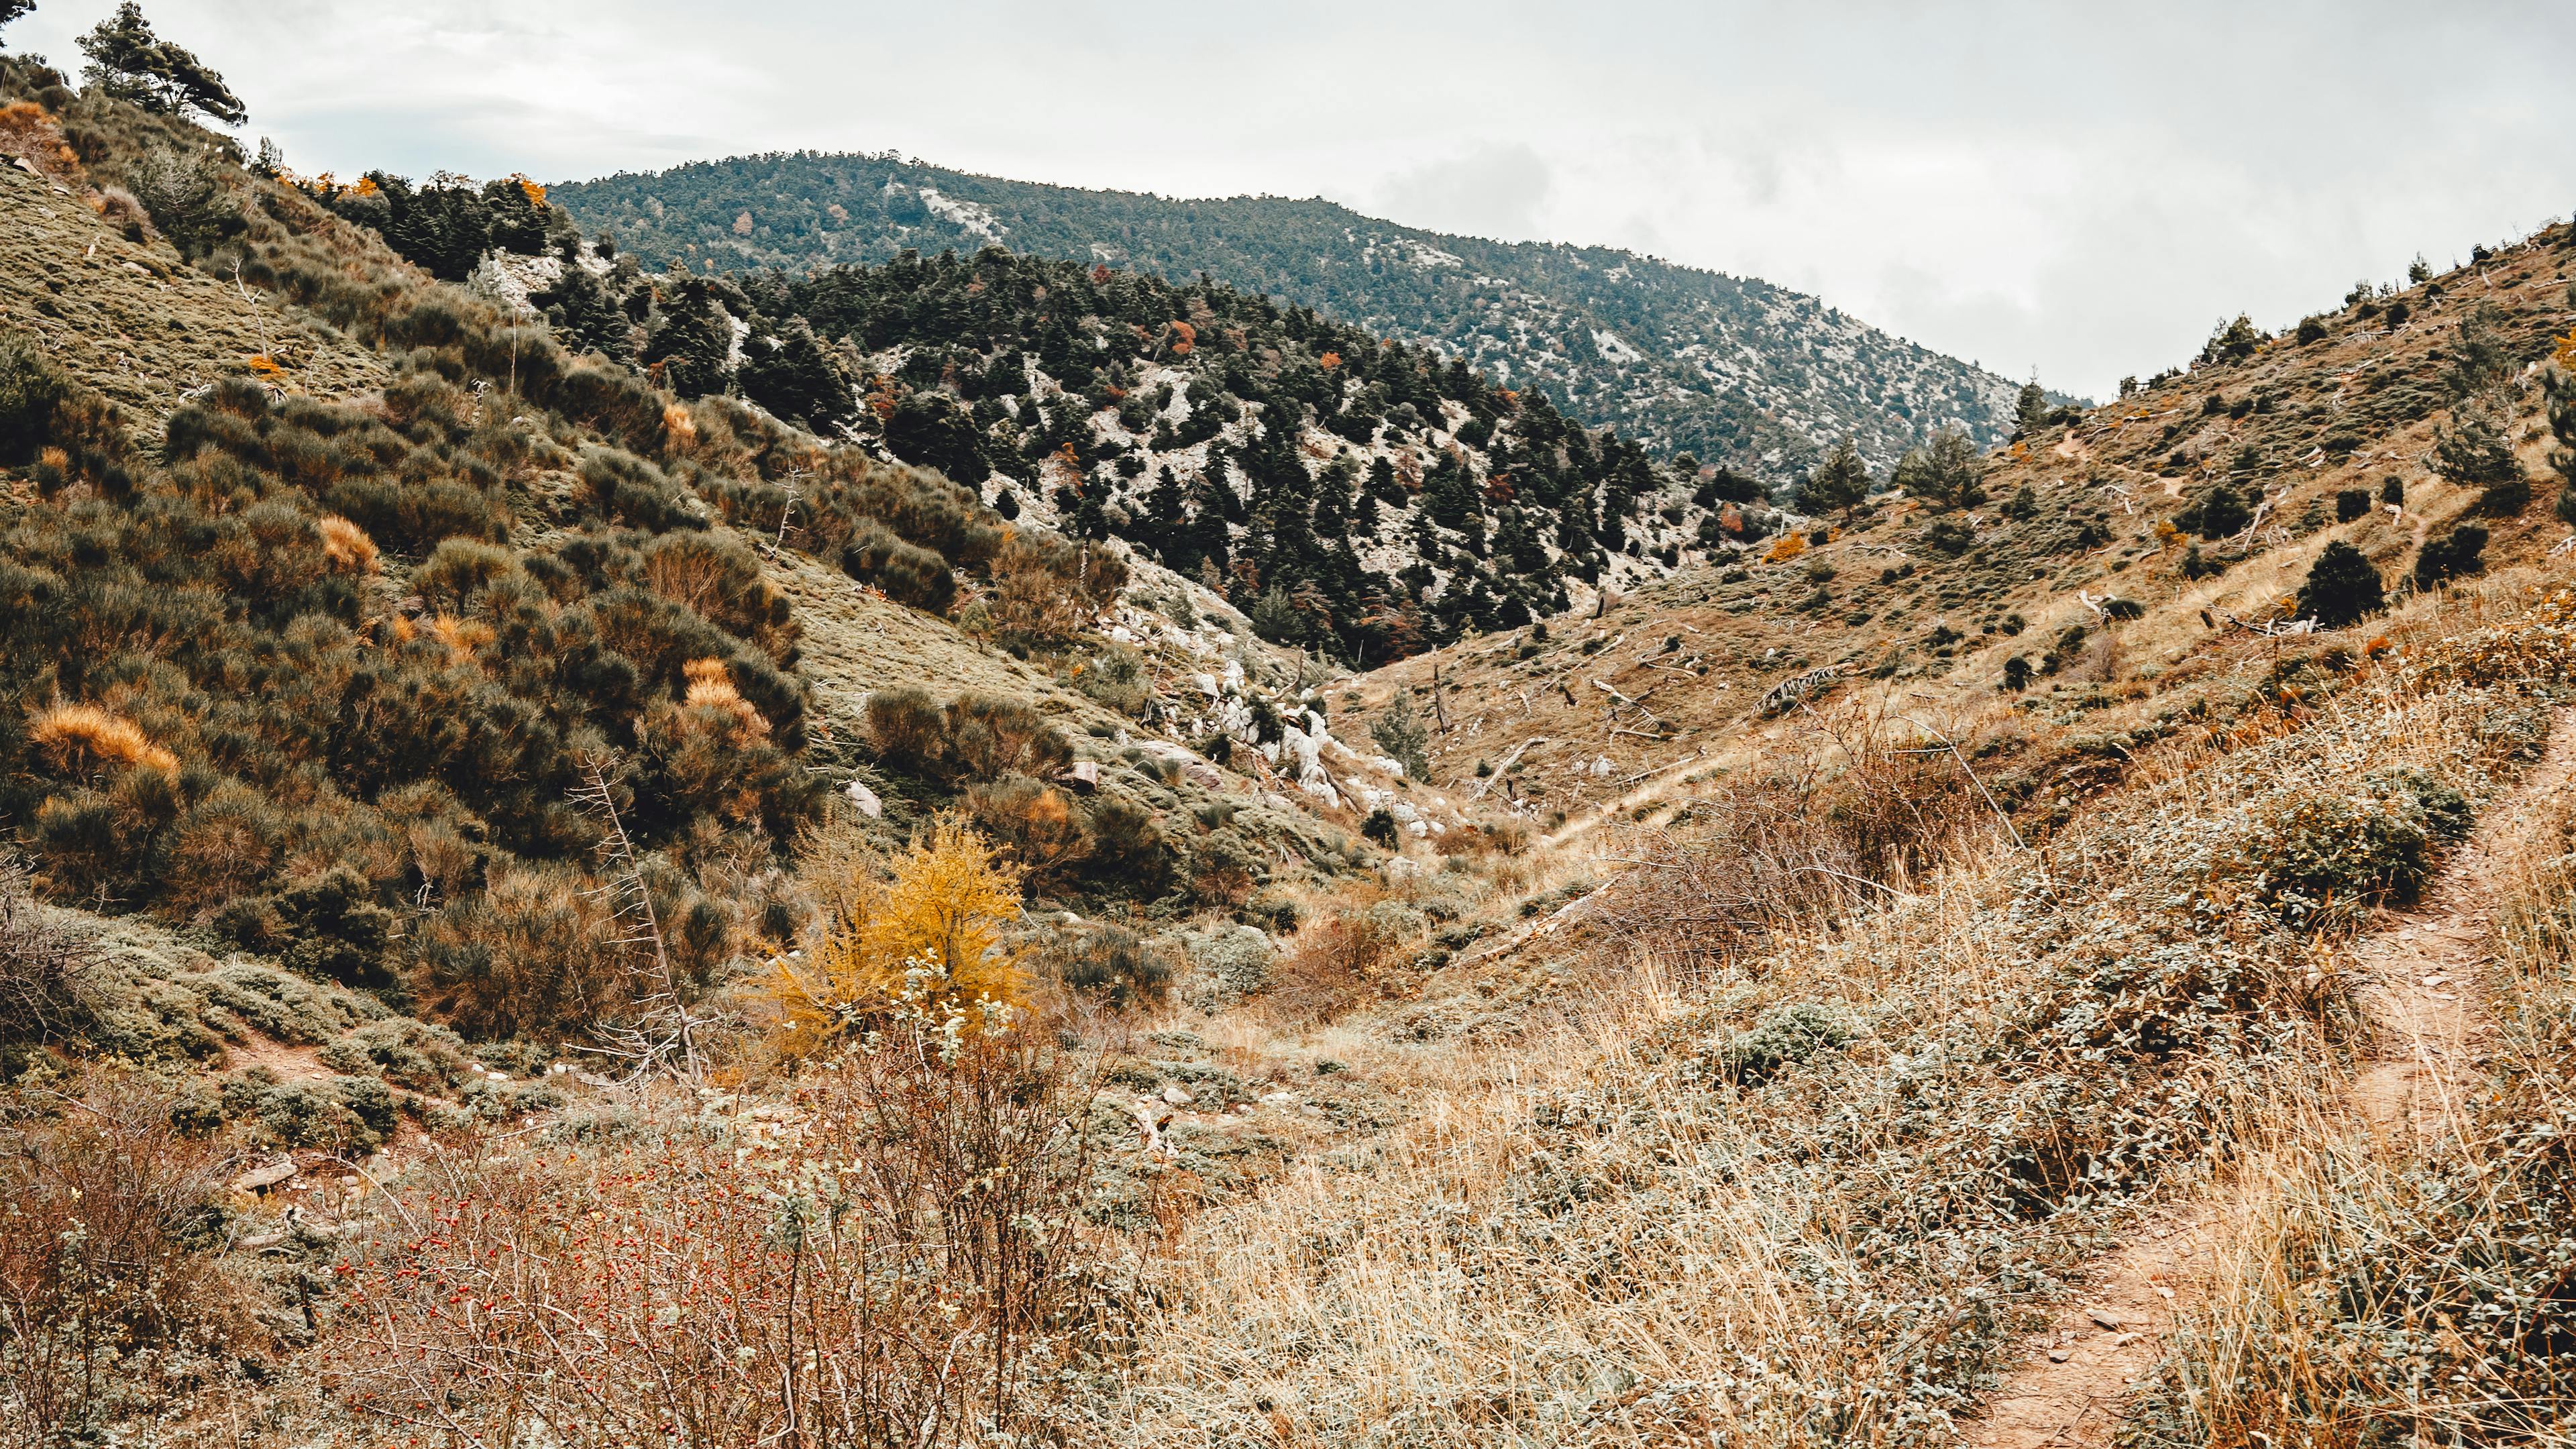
[1968,706,2576,1449]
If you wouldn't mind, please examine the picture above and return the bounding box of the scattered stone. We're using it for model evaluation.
[2047,1349,2072,1363]
[2084,1307,2125,1330]
[1161,1083,1193,1107]
[845,780,882,817]
[232,1157,298,1193]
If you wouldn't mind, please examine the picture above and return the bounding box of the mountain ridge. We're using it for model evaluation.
[547,151,2039,478]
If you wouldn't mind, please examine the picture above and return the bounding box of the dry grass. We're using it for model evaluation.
[312,514,378,574]
[26,702,178,777]
[1074,633,2544,1447]
[2121,599,2576,1446]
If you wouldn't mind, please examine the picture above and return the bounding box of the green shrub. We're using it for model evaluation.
[1193,926,1275,997]
[1360,808,1399,848]
[843,523,956,613]
[2297,541,2385,627]
[1040,923,1171,1010]
[0,329,68,465]
[256,1076,390,1150]
[1720,1002,1860,1086]
[2233,767,2470,928]
[2414,524,2489,590]
[2335,488,2372,523]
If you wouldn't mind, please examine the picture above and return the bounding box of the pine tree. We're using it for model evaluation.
[2014,380,2048,437]
[530,260,630,362]
[1892,427,1985,510]
[1181,464,1233,576]
[1141,466,1189,566]
[77,3,246,124]
[0,1,34,44]
[2296,541,2383,627]
[738,319,853,431]
[2547,366,2576,527]
[643,278,734,400]
[1801,437,1870,516]
[2432,398,2526,514]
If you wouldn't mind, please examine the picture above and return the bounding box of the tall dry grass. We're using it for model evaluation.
[1080,641,2542,1447]
[2124,598,2576,1446]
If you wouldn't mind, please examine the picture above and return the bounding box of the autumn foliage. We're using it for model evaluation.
[768,815,1027,1052]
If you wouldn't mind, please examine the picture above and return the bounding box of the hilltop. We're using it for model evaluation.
[547,152,2038,477]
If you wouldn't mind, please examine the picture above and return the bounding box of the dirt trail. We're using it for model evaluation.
[1969,706,2576,1449]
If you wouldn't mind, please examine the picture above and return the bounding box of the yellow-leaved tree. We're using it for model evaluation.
[769,814,1026,1053]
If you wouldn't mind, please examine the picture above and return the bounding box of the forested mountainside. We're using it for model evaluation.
[545,152,2035,475]
[312,171,1796,663]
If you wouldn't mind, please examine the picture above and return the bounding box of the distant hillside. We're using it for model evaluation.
[548,153,2034,478]
[320,176,1782,663]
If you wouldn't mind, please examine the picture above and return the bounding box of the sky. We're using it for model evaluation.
[11,1,2575,399]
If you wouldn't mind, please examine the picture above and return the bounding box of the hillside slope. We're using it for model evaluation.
[547,152,2035,476]
[1342,228,2576,819]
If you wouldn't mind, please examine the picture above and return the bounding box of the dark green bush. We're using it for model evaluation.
[843,523,956,612]
[2233,767,2471,928]
[2414,524,2489,590]
[1720,1002,1860,1086]
[0,329,68,465]
[2297,541,2385,627]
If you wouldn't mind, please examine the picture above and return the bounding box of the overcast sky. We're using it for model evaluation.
[12,1,2575,398]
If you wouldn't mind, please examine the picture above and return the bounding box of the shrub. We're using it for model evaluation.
[1719,1001,1860,1086]
[2184,484,2253,539]
[27,702,178,777]
[987,531,1125,641]
[1038,922,1171,1010]
[2477,474,2534,517]
[767,814,1026,1050]
[1360,808,1400,848]
[964,774,1091,883]
[843,523,955,613]
[1369,694,1432,779]
[0,1069,262,1442]
[315,1017,471,1092]
[2335,487,2371,523]
[1192,926,1275,997]
[1081,792,1171,896]
[327,1008,1095,1448]
[864,686,949,774]
[2432,401,2524,494]
[2230,767,2470,928]
[0,328,67,465]
[411,862,620,1039]
[2296,541,2384,627]
[1270,905,1412,1021]
[949,694,1073,782]
[0,854,101,1047]
[2414,523,2489,590]
[1074,642,1149,716]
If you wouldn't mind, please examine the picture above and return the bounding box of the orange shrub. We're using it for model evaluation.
[313,514,378,573]
[28,703,178,776]
[768,815,1027,1052]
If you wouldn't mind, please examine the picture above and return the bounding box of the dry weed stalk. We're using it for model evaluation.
[326,986,1099,1449]
[572,758,710,1085]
